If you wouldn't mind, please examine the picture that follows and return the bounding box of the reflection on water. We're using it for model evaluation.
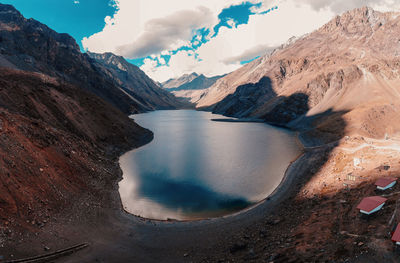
[119,110,301,220]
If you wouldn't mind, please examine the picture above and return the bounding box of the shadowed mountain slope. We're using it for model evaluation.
[0,4,184,114]
[0,4,153,235]
[88,52,187,111]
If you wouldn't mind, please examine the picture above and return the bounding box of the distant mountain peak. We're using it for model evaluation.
[162,72,200,89]
[0,4,80,52]
[321,6,386,34]
[161,72,225,103]
[183,72,199,77]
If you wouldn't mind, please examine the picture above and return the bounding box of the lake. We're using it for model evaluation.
[119,110,301,220]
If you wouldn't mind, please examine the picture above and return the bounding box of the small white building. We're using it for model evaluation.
[375,177,397,190]
[357,196,387,215]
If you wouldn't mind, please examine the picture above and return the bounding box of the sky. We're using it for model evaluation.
[3,0,400,82]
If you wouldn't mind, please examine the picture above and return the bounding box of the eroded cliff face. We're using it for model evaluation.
[197,7,400,143]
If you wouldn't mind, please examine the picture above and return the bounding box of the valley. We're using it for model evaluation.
[160,73,224,103]
[1,3,400,263]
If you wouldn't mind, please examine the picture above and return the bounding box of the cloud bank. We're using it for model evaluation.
[82,0,400,82]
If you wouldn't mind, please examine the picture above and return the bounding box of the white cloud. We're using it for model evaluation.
[73,0,80,4]
[158,56,166,65]
[223,44,276,65]
[142,1,334,82]
[116,7,213,58]
[226,19,237,28]
[82,0,254,55]
[197,1,334,64]
[83,0,400,82]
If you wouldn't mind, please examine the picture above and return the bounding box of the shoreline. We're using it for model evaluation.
[64,116,400,262]
[116,113,306,223]
[2,109,326,263]
[211,118,265,123]
[52,127,332,262]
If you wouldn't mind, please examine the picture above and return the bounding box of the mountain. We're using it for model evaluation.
[195,36,299,110]
[87,52,186,111]
[165,74,223,91]
[162,73,224,102]
[192,8,400,262]
[197,7,400,143]
[0,5,144,114]
[162,72,199,89]
[0,3,156,237]
[0,4,184,114]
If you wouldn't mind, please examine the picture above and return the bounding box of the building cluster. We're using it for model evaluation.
[356,177,400,244]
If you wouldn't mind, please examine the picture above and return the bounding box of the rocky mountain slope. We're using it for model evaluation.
[0,68,152,224]
[191,7,400,262]
[88,52,186,111]
[197,7,400,143]
[0,3,155,243]
[0,4,183,114]
[0,5,139,114]
[162,72,223,102]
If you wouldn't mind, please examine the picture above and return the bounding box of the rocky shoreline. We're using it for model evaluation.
[5,109,398,263]
[0,109,321,262]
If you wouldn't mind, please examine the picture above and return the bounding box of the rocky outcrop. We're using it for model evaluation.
[197,7,400,142]
[88,52,186,111]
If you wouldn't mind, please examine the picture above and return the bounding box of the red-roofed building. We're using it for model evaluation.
[392,223,400,245]
[375,177,397,190]
[356,196,387,215]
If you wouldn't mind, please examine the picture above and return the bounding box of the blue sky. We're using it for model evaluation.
[2,0,277,69]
